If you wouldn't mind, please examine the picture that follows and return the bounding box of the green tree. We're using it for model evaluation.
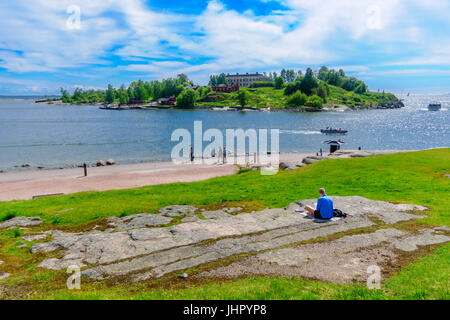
[287,91,307,107]
[238,90,249,106]
[274,76,285,89]
[60,88,71,103]
[105,84,115,104]
[299,68,318,95]
[176,89,197,108]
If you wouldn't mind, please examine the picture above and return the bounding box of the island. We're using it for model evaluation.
[38,67,404,112]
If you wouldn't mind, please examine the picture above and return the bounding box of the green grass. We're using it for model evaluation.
[196,85,400,109]
[0,149,449,299]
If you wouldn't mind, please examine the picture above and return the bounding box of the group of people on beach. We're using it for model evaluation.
[189,145,227,164]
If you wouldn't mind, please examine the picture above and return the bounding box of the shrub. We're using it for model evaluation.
[306,95,324,109]
[0,212,17,222]
[274,76,285,89]
[284,82,301,96]
[238,90,250,106]
[287,91,307,107]
[251,81,274,88]
[176,89,197,108]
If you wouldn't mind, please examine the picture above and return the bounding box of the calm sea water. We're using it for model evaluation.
[0,94,449,171]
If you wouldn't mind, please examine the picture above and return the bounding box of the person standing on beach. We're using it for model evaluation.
[223,147,227,164]
[190,145,194,162]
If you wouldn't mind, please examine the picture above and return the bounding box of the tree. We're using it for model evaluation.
[238,90,249,106]
[299,68,318,95]
[176,89,197,108]
[60,88,71,103]
[284,81,301,96]
[287,91,307,107]
[118,89,129,105]
[209,73,227,86]
[274,76,285,89]
[105,84,115,104]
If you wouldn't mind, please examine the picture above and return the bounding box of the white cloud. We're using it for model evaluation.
[0,0,449,89]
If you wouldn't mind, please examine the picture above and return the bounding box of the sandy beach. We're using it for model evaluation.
[0,151,413,202]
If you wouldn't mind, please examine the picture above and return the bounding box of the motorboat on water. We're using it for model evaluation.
[428,103,442,111]
[321,128,348,134]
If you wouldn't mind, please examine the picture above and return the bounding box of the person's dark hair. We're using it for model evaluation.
[318,188,326,195]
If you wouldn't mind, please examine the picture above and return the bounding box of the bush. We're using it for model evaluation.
[284,82,301,96]
[251,81,274,88]
[238,90,250,106]
[287,91,307,107]
[176,89,197,108]
[274,76,285,89]
[306,95,324,109]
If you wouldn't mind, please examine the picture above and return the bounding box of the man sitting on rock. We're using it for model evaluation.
[305,188,334,220]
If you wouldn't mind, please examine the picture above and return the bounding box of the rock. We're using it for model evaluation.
[179,273,189,279]
[350,151,372,158]
[106,159,115,166]
[32,197,431,278]
[17,244,28,249]
[202,210,231,220]
[21,164,30,168]
[223,207,242,214]
[434,226,450,232]
[108,214,172,231]
[0,217,42,230]
[302,157,325,165]
[392,229,450,252]
[96,160,105,167]
[279,162,303,170]
[159,205,197,217]
[0,273,10,280]
[181,216,200,223]
[21,234,47,241]
[0,261,4,265]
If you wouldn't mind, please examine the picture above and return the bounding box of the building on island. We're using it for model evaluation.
[226,73,269,87]
[212,83,239,93]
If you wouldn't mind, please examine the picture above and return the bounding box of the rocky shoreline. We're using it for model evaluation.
[36,99,405,113]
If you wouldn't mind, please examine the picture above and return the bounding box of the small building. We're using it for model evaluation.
[157,96,177,105]
[226,72,269,87]
[324,140,344,153]
[212,84,239,93]
[185,85,200,90]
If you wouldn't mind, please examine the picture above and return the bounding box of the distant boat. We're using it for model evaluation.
[428,103,441,111]
[321,128,348,135]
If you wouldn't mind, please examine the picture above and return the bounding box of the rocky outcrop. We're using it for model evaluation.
[0,217,41,230]
[26,197,437,283]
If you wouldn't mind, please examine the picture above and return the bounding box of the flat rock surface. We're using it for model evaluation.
[22,196,447,285]
[0,217,41,229]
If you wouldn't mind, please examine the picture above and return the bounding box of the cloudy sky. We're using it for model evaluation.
[0,0,449,94]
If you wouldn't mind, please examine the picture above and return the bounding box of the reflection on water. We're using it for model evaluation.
[0,94,448,171]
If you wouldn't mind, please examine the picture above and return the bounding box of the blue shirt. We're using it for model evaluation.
[316,195,334,219]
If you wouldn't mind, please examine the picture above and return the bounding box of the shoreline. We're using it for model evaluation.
[37,99,404,112]
[0,150,420,201]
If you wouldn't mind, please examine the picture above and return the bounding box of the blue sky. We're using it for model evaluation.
[0,0,449,95]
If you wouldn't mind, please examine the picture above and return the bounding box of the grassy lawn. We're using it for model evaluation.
[0,149,449,299]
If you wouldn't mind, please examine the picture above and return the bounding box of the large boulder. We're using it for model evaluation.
[96,160,105,167]
[106,159,115,166]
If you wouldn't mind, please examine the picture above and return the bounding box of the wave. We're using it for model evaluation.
[280,130,322,135]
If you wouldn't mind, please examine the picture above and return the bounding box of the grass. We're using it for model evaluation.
[195,86,400,109]
[0,149,448,299]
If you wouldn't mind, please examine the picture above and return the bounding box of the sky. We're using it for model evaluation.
[0,0,449,95]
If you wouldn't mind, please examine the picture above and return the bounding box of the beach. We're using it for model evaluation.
[0,150,414,202]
